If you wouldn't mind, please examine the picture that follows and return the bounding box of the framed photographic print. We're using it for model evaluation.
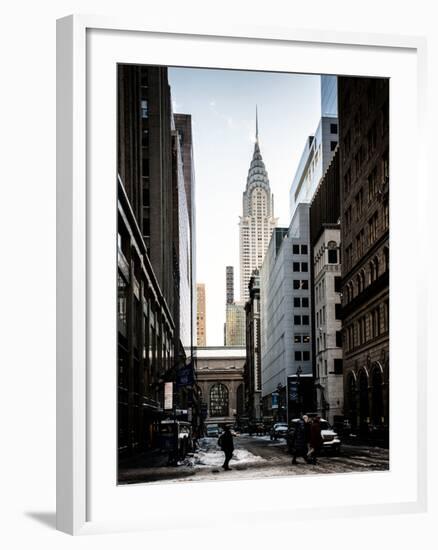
[56,15,427,535]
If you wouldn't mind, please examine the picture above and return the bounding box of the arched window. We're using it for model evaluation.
[210,383,229,417]
[383,247,389,272]
[371,367,384,425]
[359,270,366,292]
[356,274,362,294]
[346,374,357,430]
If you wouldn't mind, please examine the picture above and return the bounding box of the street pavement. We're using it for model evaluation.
[118,434,389,485]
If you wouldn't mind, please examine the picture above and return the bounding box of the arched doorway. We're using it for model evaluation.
[371,366,384,425]
[346,373,357,430]
[358,369,369,431]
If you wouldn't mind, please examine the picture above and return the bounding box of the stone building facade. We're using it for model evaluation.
[313,227,344,424]
[195,347,245,428]
[338,76,389,437]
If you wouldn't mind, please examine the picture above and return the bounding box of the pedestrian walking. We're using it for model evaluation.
[218,425,234,470]
[308,416,323,464]
[291,415,311,465]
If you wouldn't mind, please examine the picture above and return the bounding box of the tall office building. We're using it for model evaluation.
[117,65,195,459]
[225,302,246,347]
[260,205,313,422]
[245,270,262,420]
[289,77,339,219]
[174,114,197,357]
[196,283,206,347]
[239,110,278,303]
[226,266,234,305]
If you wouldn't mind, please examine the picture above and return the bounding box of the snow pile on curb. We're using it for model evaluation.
[185,444,266,469]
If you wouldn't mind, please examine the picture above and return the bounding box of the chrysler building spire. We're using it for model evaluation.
[239,109,278,302]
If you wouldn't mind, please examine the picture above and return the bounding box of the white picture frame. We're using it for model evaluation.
[56,15,428,535]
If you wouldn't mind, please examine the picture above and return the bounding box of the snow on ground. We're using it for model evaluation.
[250,435,286,445]
[184,437,266,469]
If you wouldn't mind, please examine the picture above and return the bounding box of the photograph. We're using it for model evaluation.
[116,64,389,485]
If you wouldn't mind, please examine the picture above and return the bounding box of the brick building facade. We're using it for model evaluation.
[338,77,389,438]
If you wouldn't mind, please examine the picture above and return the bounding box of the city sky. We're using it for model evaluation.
[169,67,321,346]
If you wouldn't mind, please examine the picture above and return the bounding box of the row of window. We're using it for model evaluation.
[344,301,389,352]
[344,151,388,199]
[344,249,388,303]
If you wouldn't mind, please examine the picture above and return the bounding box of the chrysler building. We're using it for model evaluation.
[239,110,278,302]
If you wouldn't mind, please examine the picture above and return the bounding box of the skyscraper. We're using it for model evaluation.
[289,77,339,219]
[196,283,206,346]
[239,109,278,303]
[226,266,234,305]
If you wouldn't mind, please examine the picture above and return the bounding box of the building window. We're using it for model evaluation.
[334,359,343,375]
[330,123,338,134]
[303,351,310,361]
[334,276,342,293]
[301,280,309,290]
[301,245,308,255]
[302,297,309,308]
[330,140,338,151]
[141,100,148,118]
[294,297,301,308]
[344,168,351,194]
[367,124,377,155]
[303,334,310,343]
[302,315,309,325]
[383,200,389,231]
[293,262,300,272]
[294,316,301,325]
[328,249,338,264]
[335,304,342,320]
[295,351,302,361]
[293,244,300,254]
[368,212,378,245]
[336,331,342,347]
[210,384,229,417]
[355,188,364,220]
[301,262,308,272]
[368,167,378,202]
[294,335,302,343]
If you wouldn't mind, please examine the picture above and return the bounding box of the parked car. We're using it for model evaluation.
[205,424,220,438]
[269,422,288,440]
[286,418,341,454]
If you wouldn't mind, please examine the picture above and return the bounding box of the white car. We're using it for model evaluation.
[287,418,341,454]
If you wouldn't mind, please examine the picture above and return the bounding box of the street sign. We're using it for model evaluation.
[176,363,194,387]
[164,382,173,410]
[288,381,298,402]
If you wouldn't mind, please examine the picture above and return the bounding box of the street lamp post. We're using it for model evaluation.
[277,382,283,422]
[296,366,302,416]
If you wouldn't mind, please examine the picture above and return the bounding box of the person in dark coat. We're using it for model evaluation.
[308,416,323,464]
[291,415,310,465]
[218,425,234,470]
